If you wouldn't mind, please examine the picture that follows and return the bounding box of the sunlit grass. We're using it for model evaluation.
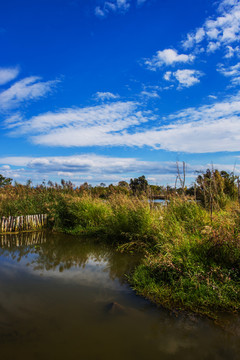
[0,185,239,317]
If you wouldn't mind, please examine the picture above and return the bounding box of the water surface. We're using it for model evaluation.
[0,232,239,360]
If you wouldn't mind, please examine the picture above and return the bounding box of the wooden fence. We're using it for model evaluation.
[0,214,48,233]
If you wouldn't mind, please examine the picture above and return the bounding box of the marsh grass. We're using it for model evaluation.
[131,199,240,318]
[50,194,240,317]
[0,185,239,318]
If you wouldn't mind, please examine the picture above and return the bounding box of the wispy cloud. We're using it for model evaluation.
[0,154,178,175]
[224,45,240,58]
[0,67,19,85]
[4,92,240,154]
[0,154,185,185]
[144,49,195,70]
[5,101,151,146]
[94,0,150,17]
[140,90,160,98]
[95,91,119,100]
[0,76,59,111]
[95,0,130,18]
[208,95,217,100]
[217,62,240,85]
[164,69,203,88]
[1,155,240,185]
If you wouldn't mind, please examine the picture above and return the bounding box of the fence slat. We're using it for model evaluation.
[0,214,47,233]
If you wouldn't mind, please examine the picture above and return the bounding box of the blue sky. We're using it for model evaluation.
[0,0,240,186]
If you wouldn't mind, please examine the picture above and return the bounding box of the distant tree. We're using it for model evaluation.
[65,180,74,190]
[0,174,12,188]
[26,179,32,187]
[61,179,66,188]
[108,184,115,192]
[196,168,238,210]
[118,181,129,188]
[100,183,106,187]
[149,184,164,196]
[220,170,237,198]
[129,175,148,194]
[80,182,92,191]
[47,180,54,187]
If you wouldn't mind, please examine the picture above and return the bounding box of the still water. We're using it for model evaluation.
[0,232,239,360]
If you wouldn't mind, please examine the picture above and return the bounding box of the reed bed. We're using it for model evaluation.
[0,182,239,318]
[46,193,240,318]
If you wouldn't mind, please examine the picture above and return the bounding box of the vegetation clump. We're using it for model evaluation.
[0,169,240,318]
[131,199,240,318]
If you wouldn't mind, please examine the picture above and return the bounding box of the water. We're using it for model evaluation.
[149,198,166,204]
[0,232,239,360]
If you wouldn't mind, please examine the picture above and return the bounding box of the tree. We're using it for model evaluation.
[196,168,237,210]
[0,174,12,188]
[80,182,92,191]
[129,175,148,194]
[220,170,237,198]
[118,181,129,188]
[26,179,32,187]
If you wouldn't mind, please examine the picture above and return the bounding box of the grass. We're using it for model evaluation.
[131,199,240,318]
[0,184,239,318]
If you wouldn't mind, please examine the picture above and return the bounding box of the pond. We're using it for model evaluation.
[149,198,166,204]
[0,232,239,360]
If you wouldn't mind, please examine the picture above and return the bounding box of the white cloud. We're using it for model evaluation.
[217,62,240,85]
[163,69,203,88]
[218,62,240,76]
[5,101,152,146]
[1,165,10,170]
[140,90,160,98]
[0,76,58,110]
[94,0,149,17]
[163,71,172,81]
[168,92,240,123]
[224,45,240,58]
[0,154,188,185]
[173,69,203,88]
[207,41,221,53]
[95,91,119,100]
[144,49,195,70]
[95,0,130,17]
[195,28,205,43]
[4,93,240,154]
[0,155,178,175]
[1,154,240,185]
[182,0,240,55]
[95,6,106,17]
[0,67,19,85]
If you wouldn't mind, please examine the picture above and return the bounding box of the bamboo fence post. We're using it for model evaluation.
[0,214,48,233]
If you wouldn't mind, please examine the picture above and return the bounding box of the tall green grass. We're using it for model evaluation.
[131,199,240,318]
[0,185,239,318]
[51,194,159,247]
[51,194,240,317]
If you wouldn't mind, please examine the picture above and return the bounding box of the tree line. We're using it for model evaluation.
[1,168,239,211]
